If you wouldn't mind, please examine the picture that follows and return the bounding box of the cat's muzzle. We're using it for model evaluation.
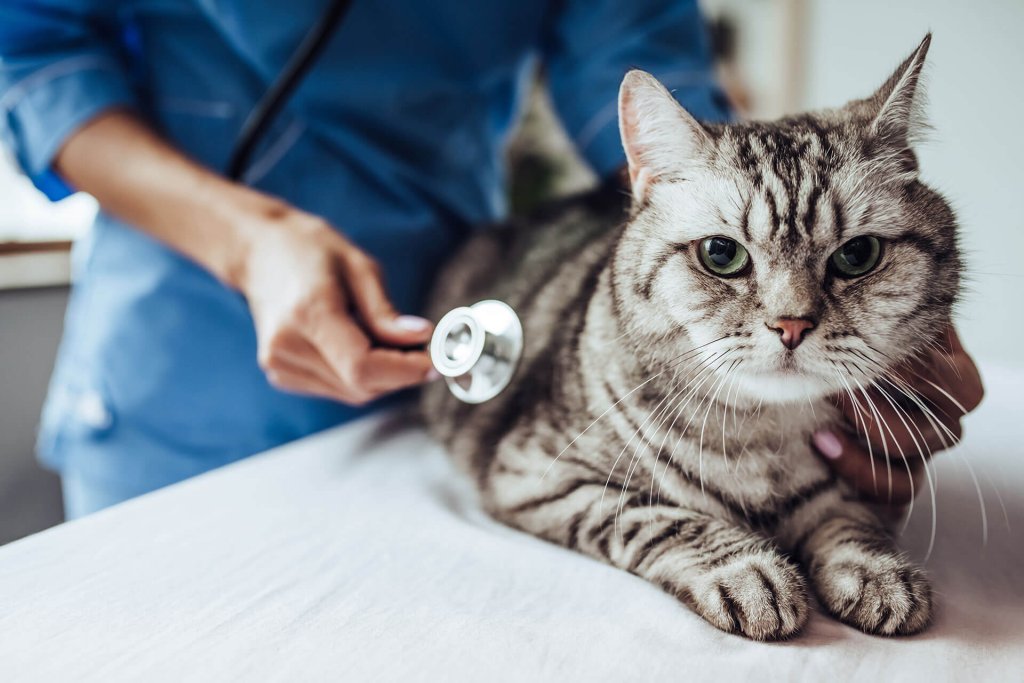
[429,300,523,404]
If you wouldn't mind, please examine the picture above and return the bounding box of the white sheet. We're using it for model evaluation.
[1,365,1021,682]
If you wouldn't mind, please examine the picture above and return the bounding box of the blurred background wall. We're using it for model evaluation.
[1,0,1021,543]
[0,289,66,543]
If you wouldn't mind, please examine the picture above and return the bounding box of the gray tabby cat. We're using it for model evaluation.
[422,35,956,640]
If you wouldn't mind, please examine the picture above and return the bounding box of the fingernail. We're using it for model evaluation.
[813,430,844,460]
[426,368,442,382]
[394,315,431,332]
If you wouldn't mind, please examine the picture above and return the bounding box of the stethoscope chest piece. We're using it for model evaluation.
[429,300,523,404]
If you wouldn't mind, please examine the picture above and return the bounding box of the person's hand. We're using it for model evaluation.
[51,110,435,406]
[234,205,436,404]
[812,325,984,505]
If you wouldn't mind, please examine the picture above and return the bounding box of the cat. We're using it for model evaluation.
[422,34,956,640]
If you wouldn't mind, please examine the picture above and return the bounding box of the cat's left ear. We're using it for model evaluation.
[619,70,710,203]
[867,33,931,155]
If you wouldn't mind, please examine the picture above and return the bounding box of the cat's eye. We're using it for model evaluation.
[830,236,881,277]
[699,237,750,277]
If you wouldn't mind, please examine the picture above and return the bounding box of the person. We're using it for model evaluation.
[0,1,982,519]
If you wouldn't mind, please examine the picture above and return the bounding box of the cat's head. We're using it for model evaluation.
[612,34,960,405]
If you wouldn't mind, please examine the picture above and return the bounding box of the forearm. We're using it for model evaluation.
[53,109,283,289]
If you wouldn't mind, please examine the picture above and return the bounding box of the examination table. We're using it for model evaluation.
[1,365,1021,681]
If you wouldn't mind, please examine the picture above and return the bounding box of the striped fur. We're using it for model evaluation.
[422,36,949,640]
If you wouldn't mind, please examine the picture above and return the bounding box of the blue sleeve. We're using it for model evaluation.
[0,0,135,200]
[542,0,731,180]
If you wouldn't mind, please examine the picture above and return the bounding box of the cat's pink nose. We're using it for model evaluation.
[767,317,816,350]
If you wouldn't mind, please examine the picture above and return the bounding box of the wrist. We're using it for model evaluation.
[212,184,296,292]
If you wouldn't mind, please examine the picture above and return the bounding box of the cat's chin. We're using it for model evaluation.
[728,370,833,405]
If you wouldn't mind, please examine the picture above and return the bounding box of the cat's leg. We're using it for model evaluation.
[777,494,932,635]
[487,463,808,640]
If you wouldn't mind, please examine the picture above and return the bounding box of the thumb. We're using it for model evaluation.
[341,251,433,346]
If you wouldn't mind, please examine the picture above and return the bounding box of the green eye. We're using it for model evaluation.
[830,236,881,277]
[699,236,750,277]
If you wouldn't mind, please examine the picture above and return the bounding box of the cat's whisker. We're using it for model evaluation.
[542,334,731,483]
[604,348,726,531]
[862,358,964,452]
[863,376,940,560]
[845,351,952,534]
[872,369,990,549]
[980,467,1012,535]
[842,358,946,563]
[639,349,737,522]
[831,361,915,524]
[830,362,883,490]
[865,340,965,408]
[918,335,962,379]
[637,361,692,535]
[542,372,662,482]
[890,378,997,549]
[622,350,730,538]
[846,365,904,503]
[721,355,745,468]
[643,350,734,514]
[802,378,818,422]
[739,394,764,454]
[595,328,633,348]
[653,350,735,508]
[697,358,741,503]
[644,349,723,518]
[673,354,736,504]
[614,356,702,537]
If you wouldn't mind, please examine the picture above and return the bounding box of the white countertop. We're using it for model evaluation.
[1,367,1022,682]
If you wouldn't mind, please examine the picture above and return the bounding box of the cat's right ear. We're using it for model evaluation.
[618,70,710,203]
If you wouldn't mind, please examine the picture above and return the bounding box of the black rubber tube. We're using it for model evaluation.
[226,0,355,181]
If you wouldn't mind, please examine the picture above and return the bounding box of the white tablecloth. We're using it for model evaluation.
[1,367,1022,682]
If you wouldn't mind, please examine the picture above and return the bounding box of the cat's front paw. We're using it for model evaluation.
[812,555,932,635]
[676,552,809,641]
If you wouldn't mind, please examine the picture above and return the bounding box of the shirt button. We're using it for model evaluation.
[76,391,112,430]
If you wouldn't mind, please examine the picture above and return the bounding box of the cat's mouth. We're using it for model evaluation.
[777,354,799,372]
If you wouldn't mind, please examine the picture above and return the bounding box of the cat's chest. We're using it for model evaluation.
[606,400,835,514]
[670,437,829,509]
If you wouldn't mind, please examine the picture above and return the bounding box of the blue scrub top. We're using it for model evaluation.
[0,0,728,497]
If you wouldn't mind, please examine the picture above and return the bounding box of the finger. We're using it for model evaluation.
[259,326,353,396]
[812,429,921,505]
[339,250,433,347]
[272,337,353,397]
[897,325,983,415]
[942,322,965,354]
[836,387,950,460]
[359,348,436,393]
[306,305,433,397]
[923,334,984,414]
[266,361,352,402]
[886,354,972,423]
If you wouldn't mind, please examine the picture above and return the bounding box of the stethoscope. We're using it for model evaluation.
[226,0,523,403]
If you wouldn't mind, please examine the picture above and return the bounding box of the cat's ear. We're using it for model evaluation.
[867,33,931,153]
[619,70,710,202]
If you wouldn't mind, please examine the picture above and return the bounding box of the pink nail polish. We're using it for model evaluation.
[813,430,843,460]
[395,315,431,332]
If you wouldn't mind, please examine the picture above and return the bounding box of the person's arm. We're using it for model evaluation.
[0,0,432,404]
[541,0,730,181]
[55,111,435,404]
